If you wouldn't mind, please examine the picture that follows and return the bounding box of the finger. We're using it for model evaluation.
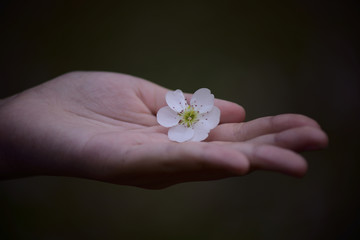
[114,142,250,189]
[226,142,308,177]
[208,114,321,142]
[247,126,329,151]
[214,99,246,123]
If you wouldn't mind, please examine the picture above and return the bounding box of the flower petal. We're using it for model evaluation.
[190,88,214,113]
[157,106,181,127]
[166,89,187,113]
[168,125,194,142]
[190,124,210,142]
[198,106,221,130]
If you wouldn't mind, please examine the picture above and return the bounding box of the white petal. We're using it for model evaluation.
[198,106,221,130]
[157,106,181,127]
[190,124,210,142]
[166,89,187,113]
[168,125,194,143]
[190,88,214,113]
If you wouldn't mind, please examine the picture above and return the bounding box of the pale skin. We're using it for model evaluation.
[0,71,328,189]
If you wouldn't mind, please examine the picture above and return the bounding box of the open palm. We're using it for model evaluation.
[0,71,328,189]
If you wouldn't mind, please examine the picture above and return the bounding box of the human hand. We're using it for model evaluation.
[0,71,328,189]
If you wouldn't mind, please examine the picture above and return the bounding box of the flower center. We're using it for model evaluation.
[179,106,199,128]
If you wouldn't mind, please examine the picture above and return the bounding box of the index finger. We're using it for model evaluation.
[214,99,246,123]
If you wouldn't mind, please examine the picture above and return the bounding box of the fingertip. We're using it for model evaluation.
[215,99,246,123]
[253,145,309,177]
[304,127,329,151]
[235,103,246,122]
[292,158,308,178]
[274,126,330,151]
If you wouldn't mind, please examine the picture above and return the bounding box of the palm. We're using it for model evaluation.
[1,71,328,189]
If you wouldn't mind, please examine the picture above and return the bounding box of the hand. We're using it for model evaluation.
[0,71,328,189]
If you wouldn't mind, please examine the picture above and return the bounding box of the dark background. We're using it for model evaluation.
[1,0,359,239]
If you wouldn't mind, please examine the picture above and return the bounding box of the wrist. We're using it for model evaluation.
[0,95,33,179]
[0,99,15,178]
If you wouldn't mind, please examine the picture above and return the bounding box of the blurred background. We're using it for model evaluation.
[0,0,359,239]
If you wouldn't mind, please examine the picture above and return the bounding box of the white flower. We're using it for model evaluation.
[157,88,220,142]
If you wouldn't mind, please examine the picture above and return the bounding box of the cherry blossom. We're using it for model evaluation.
[157,88,220,142]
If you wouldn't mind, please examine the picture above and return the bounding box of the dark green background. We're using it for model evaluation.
[1,1,359,239]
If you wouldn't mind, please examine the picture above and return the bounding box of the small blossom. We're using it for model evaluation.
[157,88,220,142]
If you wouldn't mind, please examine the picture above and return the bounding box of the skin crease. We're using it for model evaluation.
[0,71,328,189]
